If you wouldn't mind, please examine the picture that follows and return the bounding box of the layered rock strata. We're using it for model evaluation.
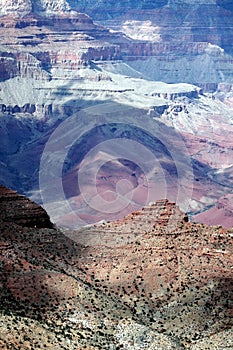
[0,188,232,349]
[0,1,232,229]
[0,185,53,227]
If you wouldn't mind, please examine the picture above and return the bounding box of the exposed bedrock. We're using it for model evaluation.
[0,186,232,348]
[0,185,54,227]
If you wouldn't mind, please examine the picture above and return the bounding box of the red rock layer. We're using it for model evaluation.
[0,193,232,347]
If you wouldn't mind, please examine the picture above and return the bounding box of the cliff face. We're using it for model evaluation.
[68,0,232,20]
[0,12,122,82]
[0,188,232,349]
[0,1,232,84]
[0,185,53,227]
[0,0,70,16]
[101,3,233,85]
[32,0,71,14]
[69,2,233,88]
[0,0,32,17]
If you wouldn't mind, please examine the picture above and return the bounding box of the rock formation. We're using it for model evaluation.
[0,0,71,16]
[32,0,71,14]
[0,0,32,17]
[0,185,53,227]
[0,187,232,348]
[69,0,233,61]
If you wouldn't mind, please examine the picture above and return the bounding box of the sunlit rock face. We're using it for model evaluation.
[0,0,71,16]
[32,0,71,14]
[0,0,32,16]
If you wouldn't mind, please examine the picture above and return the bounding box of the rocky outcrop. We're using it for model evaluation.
[32,0,71,14]
[0,53,18,81]
[0,188,232,348]
[0,0,70,17]
[72,199,233,346]
[0,185,53,227]
[151,87,201,100]
[0,0,32,17]
[0,51,51,82]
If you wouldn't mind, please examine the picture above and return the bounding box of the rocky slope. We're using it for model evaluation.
[193,194,233,228]
[0,187,232,349]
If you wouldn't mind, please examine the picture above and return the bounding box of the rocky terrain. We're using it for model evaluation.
[0,186,232,349]
[193,194,233,227]
[98,1,233,87]
[0,1,232,226]
[0,2,232,349]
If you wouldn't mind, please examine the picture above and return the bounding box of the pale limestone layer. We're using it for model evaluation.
[0,0,71,16]
[0,0,32,16]
[33,0,71,13]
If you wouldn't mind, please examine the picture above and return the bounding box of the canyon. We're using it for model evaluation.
[0,1,232,348]
[0,0,232,227]
[0,186,232,349]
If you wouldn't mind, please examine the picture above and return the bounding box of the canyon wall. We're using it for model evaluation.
[0,0,232,227]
